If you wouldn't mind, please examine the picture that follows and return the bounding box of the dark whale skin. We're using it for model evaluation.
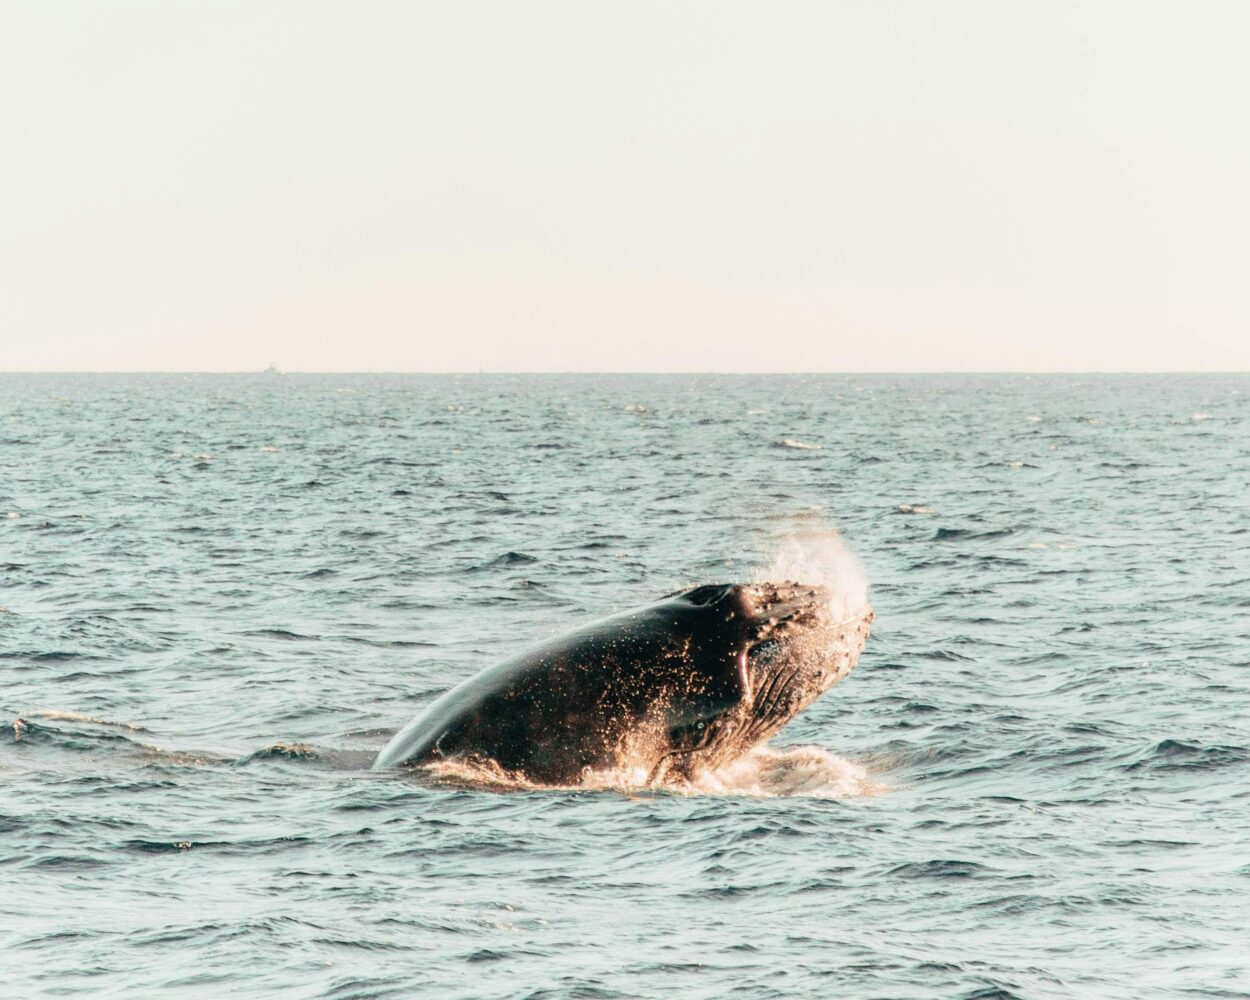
[373,582,871,785]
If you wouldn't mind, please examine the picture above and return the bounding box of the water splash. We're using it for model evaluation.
[423,745,885,799]
[752,528,870,624]
[685,745,885,798]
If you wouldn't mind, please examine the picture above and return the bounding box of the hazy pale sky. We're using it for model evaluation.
[2,1,1247,372]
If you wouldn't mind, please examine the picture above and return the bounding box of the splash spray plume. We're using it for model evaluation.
[752,528,870,625]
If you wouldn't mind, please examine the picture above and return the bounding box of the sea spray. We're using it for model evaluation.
[753,527,870,625]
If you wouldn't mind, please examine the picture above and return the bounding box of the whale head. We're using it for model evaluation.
[655,582,872,779]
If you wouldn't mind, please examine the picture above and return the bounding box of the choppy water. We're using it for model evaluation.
[2,373,1247,999]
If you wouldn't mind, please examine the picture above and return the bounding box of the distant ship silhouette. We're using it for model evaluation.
[263,362,281,374]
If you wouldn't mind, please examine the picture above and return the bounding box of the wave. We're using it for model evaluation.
[5,714,375,771]
[470,551,539,571]
[933,527,1016,542]
[23,709,149,732]
[1120,738,1248,772]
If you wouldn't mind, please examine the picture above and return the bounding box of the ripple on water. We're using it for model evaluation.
[2,372,1247,999]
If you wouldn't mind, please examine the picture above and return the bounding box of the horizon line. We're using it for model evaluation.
[2,369,1249,377]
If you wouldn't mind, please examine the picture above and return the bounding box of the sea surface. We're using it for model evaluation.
[1,373,1247,999]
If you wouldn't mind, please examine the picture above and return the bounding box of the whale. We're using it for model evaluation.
[373,582,872,785]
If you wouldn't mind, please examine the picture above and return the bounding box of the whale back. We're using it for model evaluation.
[372,589,747,779]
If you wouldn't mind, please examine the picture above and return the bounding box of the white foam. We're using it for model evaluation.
[424,744,885,799]
[687,744,886,798]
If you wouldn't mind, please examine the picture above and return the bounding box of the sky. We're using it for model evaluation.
[2,1,1248,372]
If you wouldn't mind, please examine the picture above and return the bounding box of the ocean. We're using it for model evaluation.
[2,373,1246,998]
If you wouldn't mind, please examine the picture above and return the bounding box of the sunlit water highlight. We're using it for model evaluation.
[2,373,1247,999]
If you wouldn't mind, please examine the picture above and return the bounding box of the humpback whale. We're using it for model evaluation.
[373,582,872,785]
